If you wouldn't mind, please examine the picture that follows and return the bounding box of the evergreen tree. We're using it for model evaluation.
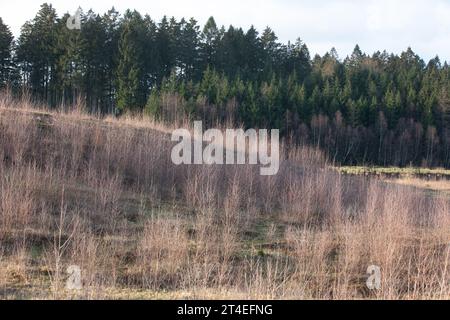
[178,18,200,80]
[102,8,121,112]
[200,17,220,69]
[0,17,14,88]
[260,27,280,80]
[16,3,60,105]
[155,16,175,84]
[117,10,148,111]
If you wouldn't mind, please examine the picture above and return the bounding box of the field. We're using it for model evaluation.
[1,94,450,300]
[337,166,450,180]
[337,166,450,195]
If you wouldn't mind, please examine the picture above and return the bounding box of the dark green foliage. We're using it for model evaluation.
[145,89,160,118]
[116,10,149,111]
[0,17,14,88]
[16,4,60,105]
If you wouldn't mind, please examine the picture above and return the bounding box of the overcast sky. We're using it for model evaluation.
[1,0,449,62]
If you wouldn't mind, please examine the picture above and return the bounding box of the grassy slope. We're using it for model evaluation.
[1,105,450,300]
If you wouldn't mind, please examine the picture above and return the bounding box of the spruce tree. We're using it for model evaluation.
[0,17,14,88]
[117,10,147,111]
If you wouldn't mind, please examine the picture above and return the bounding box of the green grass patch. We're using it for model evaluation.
[335,166,450,178]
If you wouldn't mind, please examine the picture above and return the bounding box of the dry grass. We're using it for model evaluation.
[0,92,449,300]
[387,178,450,193]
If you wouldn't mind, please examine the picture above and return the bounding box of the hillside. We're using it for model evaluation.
[1,97,450,299]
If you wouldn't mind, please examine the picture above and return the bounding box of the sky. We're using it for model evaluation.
[1,0,449,62]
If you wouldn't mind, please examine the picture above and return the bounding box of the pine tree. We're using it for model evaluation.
[217,26,246,79]
[242,25,263,81]
[16,3,60,105]
[145,89,161,117]
[200,17,220,69]
[155,16,175,84]
[178,18,200,80]
[0,17,14,88]
[116,10,148,111]
[102,8,121,112]
[81,10,108,110]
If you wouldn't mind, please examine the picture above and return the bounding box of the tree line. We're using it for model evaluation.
[1,3,450,167]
